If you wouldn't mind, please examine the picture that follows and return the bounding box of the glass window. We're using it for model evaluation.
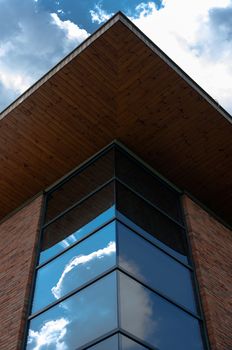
[40,182,115,263]
[118,222,197,313]
[120,335,148,350]
[26,145,206,350]
[87,334,119,349]
[45,149,115,223]
[115,149,182,222]
[27,272,117,350]
[116,182,188,263]
[119,272,204,350]
[32,221,116,313]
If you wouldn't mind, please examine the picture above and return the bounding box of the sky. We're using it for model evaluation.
[0,0,232,115]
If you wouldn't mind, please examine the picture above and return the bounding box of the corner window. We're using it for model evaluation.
[24,144,208,350]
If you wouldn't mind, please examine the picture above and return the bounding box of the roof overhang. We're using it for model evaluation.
[1,12,232,225]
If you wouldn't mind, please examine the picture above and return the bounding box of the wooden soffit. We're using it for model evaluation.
[0,12,231,225]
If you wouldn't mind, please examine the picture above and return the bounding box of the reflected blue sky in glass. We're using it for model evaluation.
[118,222,197,313]
[27,272,117,350]
[40,206,116,264]
[119,272,204,350]
[117,211,188,264]
[32,221,116,313]
[88,334,119,349]
[120,335,148,350]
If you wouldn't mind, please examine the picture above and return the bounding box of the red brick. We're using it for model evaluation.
[183,195,232,350]
[0,196,43,350]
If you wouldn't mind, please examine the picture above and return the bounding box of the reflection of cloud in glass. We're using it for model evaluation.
[120,256,142,280]
[28,318,69,350]
[29,272,117,349]
[120,274,158,341]
[60,234,77,248]
[121,335,147,350]
[52,241,116,299]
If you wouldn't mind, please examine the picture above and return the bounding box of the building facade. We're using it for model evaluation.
[0,13,231,350]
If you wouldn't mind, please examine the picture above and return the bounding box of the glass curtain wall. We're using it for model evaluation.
[24,144,208,350]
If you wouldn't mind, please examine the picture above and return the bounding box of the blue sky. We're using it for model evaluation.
[0,0,232,114]
[37,0,164,32]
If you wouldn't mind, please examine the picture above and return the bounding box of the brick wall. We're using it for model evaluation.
[183,195,232,350]
[0,195,43,350]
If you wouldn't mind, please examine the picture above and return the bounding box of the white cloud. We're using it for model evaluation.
[0,0,89,112]
[51,13,88,42]
[90,4,113,24]
[52,241,116,299]
[120,273,157,342]
[57,9,65,15]
[135,2,156,17]
[131,0,232,114]
[59,233,77,249]
[28,318,69,350]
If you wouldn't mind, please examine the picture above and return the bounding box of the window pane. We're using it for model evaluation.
[40,182,115,263]
[27,272,117,350]
[118,222,197,313]
[120,335,148,350]
[87,335,119,349]
[45,149,115,222]
[33,221,116,313]
[116,182,188,263]
[115,149,182,223]
[119,272,205,350]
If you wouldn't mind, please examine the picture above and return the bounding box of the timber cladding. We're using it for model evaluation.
[0,195,43,350]
[183,195,232,350]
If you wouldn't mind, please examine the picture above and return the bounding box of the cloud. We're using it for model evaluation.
[120,273,157,342]
[0,0,89,112]
[130,0,232,114]
[28,318,69,350]
[51,13,88,42]
[90,4,113,24]
[59,233,77,249]
[134,2,156,17]
[51,241,116,299]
